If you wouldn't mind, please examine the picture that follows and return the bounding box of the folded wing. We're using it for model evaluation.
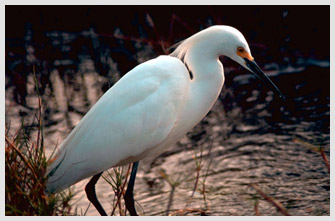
[46,56,190,193]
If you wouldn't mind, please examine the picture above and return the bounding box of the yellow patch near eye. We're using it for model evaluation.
[237,47,254,61]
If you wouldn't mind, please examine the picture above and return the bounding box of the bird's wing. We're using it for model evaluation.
[47,55,190,192]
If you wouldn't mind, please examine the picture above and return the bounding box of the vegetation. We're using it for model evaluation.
[5,70,74,215]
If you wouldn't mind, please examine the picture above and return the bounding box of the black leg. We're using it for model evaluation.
[124,161,139,216]
[85,172,107,216]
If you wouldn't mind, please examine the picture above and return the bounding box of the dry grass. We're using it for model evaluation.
[5,68,74,215]
[102,164,132,216]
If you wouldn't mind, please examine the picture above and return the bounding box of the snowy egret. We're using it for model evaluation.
[46,25,285,216]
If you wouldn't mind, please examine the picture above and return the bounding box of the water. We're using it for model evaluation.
[5,9,330,215]
[5,55,330,216]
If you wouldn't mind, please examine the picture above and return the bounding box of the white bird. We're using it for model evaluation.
[46,25,285,216]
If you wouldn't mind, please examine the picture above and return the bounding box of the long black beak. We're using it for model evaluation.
[244,58,286,101]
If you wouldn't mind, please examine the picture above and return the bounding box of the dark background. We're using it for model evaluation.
[5,5,330,108]
[6,5,329,76]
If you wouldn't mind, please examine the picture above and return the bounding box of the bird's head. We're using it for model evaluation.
[171,25,286,101]
[213,25,286,101]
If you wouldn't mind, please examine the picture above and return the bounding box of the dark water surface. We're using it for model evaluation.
[5,6,330,215]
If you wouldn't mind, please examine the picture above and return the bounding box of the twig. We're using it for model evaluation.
[160,170,181,216]
[110,164,131,216]
[293,138,330,173]
[83,202,90,216]
[191,146,203,198]
[254,198,260,216]
[166,186,175,216]
[320,149,330,173]
[168,208,208,216]
[201,139,214,209]
[249,183,290,216]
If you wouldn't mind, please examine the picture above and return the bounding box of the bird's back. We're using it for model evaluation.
[46,55,190,193]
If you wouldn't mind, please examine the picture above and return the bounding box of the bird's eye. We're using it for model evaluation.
[238,47,244,53]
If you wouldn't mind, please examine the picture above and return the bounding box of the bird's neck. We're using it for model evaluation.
[187,50,225,120]
[175,44,225,133]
